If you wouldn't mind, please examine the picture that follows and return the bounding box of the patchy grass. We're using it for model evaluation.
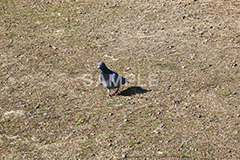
[1,0,240,159]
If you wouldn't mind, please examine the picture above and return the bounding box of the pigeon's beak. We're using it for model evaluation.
[97,65,100,69]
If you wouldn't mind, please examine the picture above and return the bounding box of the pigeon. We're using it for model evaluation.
[97,62,128,98]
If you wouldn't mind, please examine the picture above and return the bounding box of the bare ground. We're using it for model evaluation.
[0,0,240,159]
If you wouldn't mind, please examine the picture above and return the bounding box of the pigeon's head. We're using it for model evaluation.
[97,62,106,69]
[97,62,109,73]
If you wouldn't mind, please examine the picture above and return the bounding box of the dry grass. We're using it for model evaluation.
[0,0,240,159]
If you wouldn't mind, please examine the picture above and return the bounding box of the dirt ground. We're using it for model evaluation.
[0,0,240,159]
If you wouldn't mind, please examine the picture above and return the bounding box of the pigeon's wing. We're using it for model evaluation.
[99,73,110,88]
[110,72,127,88]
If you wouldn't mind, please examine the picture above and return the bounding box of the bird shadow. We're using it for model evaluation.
[118,86,151,96]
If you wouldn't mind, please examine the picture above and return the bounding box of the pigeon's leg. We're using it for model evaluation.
[112,88,119,96]
[106,89,111,98]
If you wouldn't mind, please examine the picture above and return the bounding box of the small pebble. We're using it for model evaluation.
[153,130,160,134]
[202,39,208,44]
[199,31,206,35]
[52,46,58,50]
[124,119,128,122]
[191,54,196,60]
[209,119,214,122]
[126,67,131,71]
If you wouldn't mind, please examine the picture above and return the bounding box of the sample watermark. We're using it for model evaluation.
[80,73,160,87]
